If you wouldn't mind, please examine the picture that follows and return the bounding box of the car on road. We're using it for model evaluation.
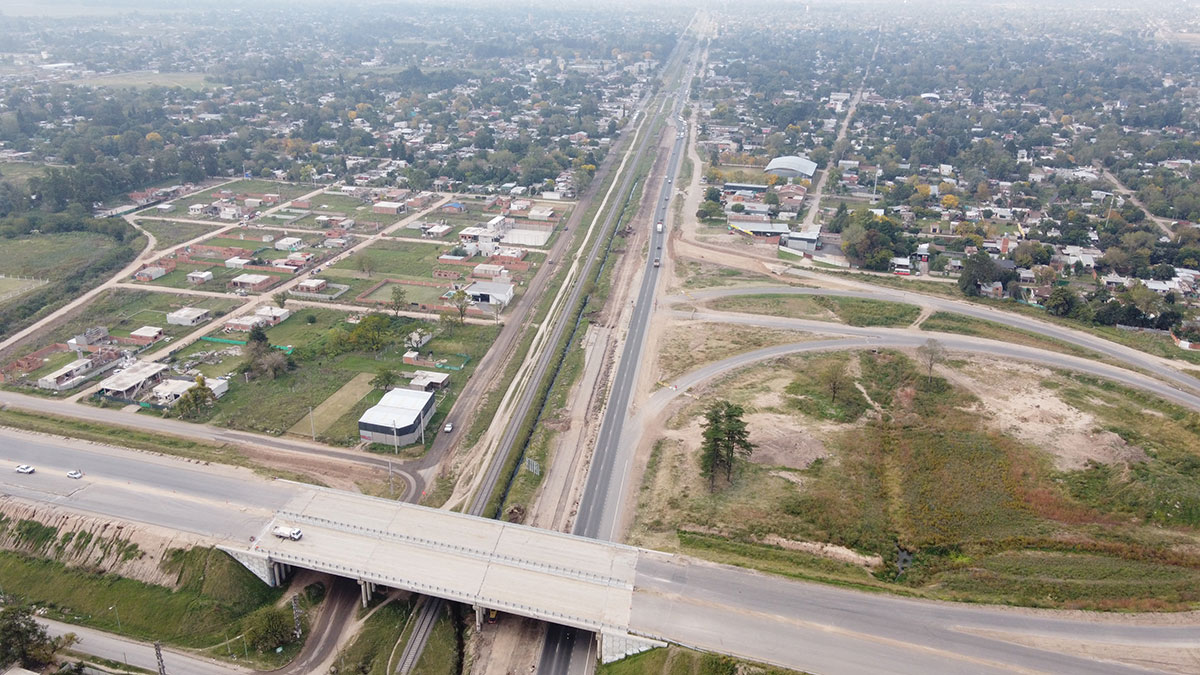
[67,470,83,479]
[15,465,34,474]
[653,258,660,268]
[444,422,454,433]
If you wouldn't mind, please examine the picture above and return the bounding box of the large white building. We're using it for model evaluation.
[358,388,436,446]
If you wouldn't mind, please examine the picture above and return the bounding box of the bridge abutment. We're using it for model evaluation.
[598,631,666,663]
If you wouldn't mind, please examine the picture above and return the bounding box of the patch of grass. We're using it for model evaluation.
[136,219,223,250]
[333,598,414,675]
[0,547,281,648]
[710,293,919,327]
[677,261,774,290]
[600,644,809,675]
[919,312,1106,362]
[410,603,461,675]
[0,232,119,282]
[784,353,870,423]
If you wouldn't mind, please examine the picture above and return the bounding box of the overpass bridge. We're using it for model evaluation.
[221,485,664,662]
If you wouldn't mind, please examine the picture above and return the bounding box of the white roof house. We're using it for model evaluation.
[274,236,304,251]
[167,307,211,326]
[358,388,436,446]
[764,155,818,178]
[98,361,168,398]
[464,280,514,306]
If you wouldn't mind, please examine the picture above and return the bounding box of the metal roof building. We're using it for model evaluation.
[358,388,435,446]
[765,155,818,178]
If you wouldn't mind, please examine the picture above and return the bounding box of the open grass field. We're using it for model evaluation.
[66,71,211,89]
[919,312,1106,362]
[0,232,121,282]
[287,372,375,437]
[709,293,920,327]
[0,161,48,186]
[332,240,446,280]
[631,349,1200,610]
[675,260,779,290]
[136,219,225,251]
[0,275,46,301]
[363,280,449,306]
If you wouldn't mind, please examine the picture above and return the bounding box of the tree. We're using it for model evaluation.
[828,201,850,232]
[704,186,721,202]
[243,606,294,652]
[1034,265,1058,286]
[763,191,780,206]
[819,359,850,404]
[730,202,745,213]
[272,292,288,308]
[699,402,728,492]
[940,194,959,210]
[915,339,946,383]
[1043,286,1078,316]
[389,285,408,315]
[696,200,723,220]
[718,402,754,482]
[349,314,394,351]
[355,254,375,278]
[256,351,290,380]
[371,369,398,391]
[451,288,471,324]
[0,604,75,669]
[175,375,216,419]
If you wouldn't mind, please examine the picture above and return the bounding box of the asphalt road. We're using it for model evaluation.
[631,552,1199,675]
[0,427,292,541]
[43,617,247,674]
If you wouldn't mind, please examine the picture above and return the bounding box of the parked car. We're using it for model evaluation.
[15,465,34,474]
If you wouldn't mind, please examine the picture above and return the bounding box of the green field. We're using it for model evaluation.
[0,232,122,282]
[67,71,211,90]
[0,161,48,186]
[710,293,920,327]
[332,599,415,675]
[332,240,446,280]
[599,646,804,675]
[136,219,224,250]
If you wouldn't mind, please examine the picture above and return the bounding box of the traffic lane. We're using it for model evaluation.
[0,428,295,508]
[633,553,1195,675]
[675,310,1200,411]
[672,285,1200,395]
[42,618,245,675]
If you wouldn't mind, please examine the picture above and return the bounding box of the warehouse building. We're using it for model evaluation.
[358,388,435,447]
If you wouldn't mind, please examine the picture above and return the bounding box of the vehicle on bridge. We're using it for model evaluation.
[272,526,303,540]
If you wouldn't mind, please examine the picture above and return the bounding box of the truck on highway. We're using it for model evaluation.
[272,526,303,540]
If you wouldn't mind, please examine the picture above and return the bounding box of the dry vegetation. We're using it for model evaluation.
[631,350,1200,610]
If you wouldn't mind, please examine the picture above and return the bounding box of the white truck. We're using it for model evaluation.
[272,526,303,541]
[656,222,663,233]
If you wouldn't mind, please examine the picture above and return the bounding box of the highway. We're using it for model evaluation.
[539,26,700,675]
[0,427,291,541]
[42,618,246,675]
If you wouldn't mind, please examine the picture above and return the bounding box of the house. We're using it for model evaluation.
[36,352,119,391]
[188,203,207,216]
[274,237,304,251]
[229,273,275,292]
[152,377,229,405]
[527,205,555,221]
[373,201,405,215]
[187,270,215,284]
[97,361,168,399]
[409,370,450,391]
[225,257,251,269]
[890,257,913,275]
[358,388,435,446]
[67,326,110,352]
[167,307,211,326]
[223,305,290,332]
[979,281,1006,299]
[783,224,822,252]
[463,280,514,307]
[127,326,164,346]
[134,266,167,282]
[218,205,243,220]
[296,278,328,293]
[323,238,349,248]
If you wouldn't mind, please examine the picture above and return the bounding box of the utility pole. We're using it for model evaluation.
[388,460,394,495]
[155,641,167,675]
[309,405,316,440]
[392,419,399,453]
[291,595,303,639]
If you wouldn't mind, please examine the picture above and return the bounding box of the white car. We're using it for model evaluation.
[443,422,454,433]
[67,470,83,480]
[15,465,34,474]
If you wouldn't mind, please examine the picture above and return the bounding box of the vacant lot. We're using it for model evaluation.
[0,232,120,282]
[136,219,224,250]
[632,350,1200,610]
[919,312,1106,362]
[710,293,921,327]
[0,161,47,186]
[657,321,815,382]
[67,71,210,89]
[674,260,777,290]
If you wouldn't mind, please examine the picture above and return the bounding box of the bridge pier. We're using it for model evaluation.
[473,604,483,631]
[358,579,376,608]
